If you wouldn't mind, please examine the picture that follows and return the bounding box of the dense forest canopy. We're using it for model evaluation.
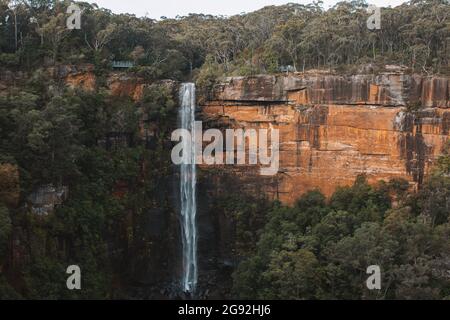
[0,0,449,77]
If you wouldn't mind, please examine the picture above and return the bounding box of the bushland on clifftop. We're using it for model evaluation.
[0,0,449,78]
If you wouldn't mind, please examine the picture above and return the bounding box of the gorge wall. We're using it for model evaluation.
[200,72,450,204]
[2,65,449,298]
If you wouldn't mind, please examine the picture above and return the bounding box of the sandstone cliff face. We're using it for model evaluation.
[57,65,147,100]
[213,73,449,108]
[107,73,146,101]
[201,72,450,204]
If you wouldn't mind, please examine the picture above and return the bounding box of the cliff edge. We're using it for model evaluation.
[201,72,449,204]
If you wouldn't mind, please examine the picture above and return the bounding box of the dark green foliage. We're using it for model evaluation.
[0,275,21,300]
[140,84,176,123]
[211,193,271,257]
[0,67,174,298]
[0,204,11,261]
[194,55,223,104]
[410,142,450,226]
[233,169,450,300]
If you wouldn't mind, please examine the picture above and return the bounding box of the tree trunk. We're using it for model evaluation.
[14,11,18,51]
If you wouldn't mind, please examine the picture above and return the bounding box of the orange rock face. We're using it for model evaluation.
[54,65,146,101]
[200,73,450,204]
[48,64,97,92]
[65,72,96,92]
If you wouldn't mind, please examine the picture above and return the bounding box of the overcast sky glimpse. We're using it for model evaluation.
[84,0,407,19]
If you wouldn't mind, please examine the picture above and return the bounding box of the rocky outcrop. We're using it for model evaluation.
[107,73,146,101]
[0,64,151,101]
[201,72,450,204]
[53,64,145,99]
[26,185,69,216]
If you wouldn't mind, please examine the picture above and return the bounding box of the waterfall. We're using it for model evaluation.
[179,83,198,293]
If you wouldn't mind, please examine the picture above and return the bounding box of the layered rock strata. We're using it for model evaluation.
[200,72,449,204]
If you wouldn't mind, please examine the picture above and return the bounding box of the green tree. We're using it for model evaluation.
[262,249,321,299]
[0,204,12,262]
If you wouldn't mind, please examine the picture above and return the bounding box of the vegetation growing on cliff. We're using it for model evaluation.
[233,151,450,299]
[0,69,178,298]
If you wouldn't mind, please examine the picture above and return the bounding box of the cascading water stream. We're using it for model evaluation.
[179,83,198,293]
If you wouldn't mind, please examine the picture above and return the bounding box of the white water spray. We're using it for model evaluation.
[179,83,198,293]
